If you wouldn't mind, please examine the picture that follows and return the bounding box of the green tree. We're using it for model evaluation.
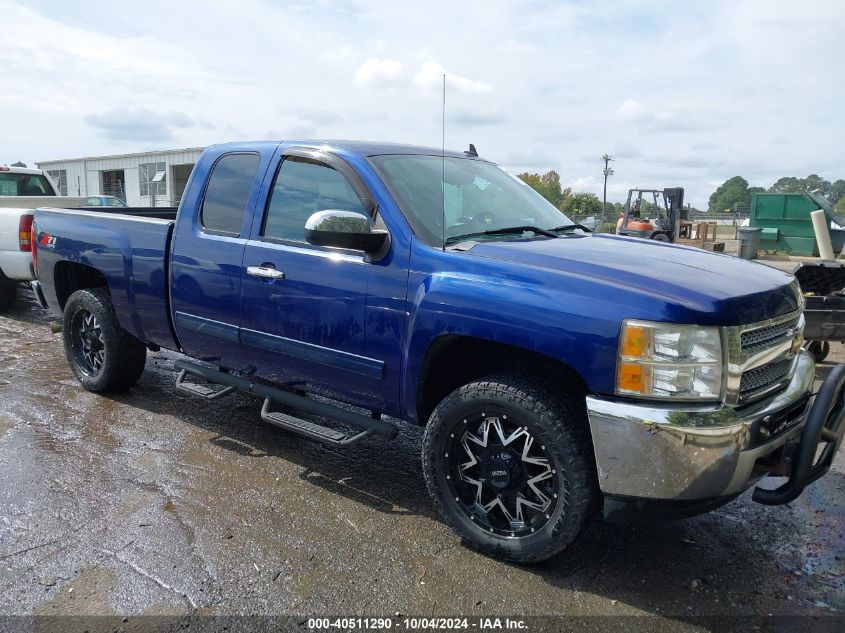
[834,196,845,214]
[769,174,833,197]
[517,170,570,208]
[607,201,624,217]
[830,179,845,205]
[769,176,802,194]
[708,176,753,212]
[561,191,602,216]
[805,174,832,196]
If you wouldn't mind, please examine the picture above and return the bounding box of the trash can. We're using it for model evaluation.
[737,226,762,260]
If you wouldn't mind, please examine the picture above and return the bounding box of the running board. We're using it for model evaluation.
[173,360,398,442]
[175,369,237,401]
[261,399,371,446]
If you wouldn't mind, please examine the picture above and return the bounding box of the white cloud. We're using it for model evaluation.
[618,99,647,123]
[85,108,194,142]
[414,61,492,95]
[564,178,638,200]
[568,176,597,192]
[354,58,403,86]
[320,45,352,62]
[1,0,843,209]
[617,99,693,132]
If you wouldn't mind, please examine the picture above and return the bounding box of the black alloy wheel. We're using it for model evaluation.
[446,412,559,537]
[71,310,105,376]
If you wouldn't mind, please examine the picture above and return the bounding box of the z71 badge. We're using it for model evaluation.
[38,233,56,249]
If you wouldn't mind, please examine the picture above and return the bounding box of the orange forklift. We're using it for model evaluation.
[616,187,687,242]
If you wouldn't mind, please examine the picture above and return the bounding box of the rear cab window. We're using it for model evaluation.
[200,153,261,235]
[0,173,56,196]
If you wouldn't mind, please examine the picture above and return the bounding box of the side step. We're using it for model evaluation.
[174,360,398,444]
[261,399,371,446]
[175,369,237,401]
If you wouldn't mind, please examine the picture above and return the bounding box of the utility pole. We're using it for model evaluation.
[602,154,614,229]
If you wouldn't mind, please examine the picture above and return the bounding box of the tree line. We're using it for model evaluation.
[708,175,845,213]
[517,169,845,218]
[516,171,610,217]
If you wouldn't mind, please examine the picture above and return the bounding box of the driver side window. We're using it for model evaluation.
[263,157,366,243]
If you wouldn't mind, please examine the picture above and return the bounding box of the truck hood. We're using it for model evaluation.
[465,233,800,326]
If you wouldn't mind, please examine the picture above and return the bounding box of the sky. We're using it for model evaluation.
[2,0,844,208]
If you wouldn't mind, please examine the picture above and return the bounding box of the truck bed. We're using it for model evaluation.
[33,207,179,351]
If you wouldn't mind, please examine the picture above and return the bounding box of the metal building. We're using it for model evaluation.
[36,147,203,207]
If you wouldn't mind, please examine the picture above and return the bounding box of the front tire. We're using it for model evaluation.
[651,233,670,242]
[422,375,596,563]
[62,288,147,392]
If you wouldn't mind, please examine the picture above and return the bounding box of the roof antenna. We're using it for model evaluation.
[464,144,478,157]
[441,73,447,252]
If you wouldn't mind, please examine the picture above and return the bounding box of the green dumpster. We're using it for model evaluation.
[750,192,844,256]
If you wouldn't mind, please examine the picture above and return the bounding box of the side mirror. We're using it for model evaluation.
[304,210,388,253]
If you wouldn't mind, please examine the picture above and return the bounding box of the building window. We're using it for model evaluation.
[139,162,166,196]
[46,169,67,196]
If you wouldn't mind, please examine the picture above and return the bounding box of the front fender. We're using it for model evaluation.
[401,268,621,422]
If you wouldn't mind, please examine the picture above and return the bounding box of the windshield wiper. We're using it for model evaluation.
[445,225,559,246]
[551,223,592,233]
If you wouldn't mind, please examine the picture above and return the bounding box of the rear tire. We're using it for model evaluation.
[422,374,596,564]
[62,288,147,392]
[0,272,16,313]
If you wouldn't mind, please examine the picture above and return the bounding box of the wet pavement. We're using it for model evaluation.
[1,286,843,629]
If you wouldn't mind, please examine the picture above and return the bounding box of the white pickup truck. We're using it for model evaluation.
[0,165,86,312]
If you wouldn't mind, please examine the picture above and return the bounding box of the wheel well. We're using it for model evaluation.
[54,262,108,311]
[416,335,588,424]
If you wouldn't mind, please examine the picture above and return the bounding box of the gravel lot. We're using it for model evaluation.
[1,286,843,631]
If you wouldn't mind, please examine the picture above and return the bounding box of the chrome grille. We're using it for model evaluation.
[740,316,800,351]
[725,309,803,405]
[739,358,792,395]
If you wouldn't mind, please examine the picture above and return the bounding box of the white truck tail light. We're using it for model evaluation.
[19,214,34,252]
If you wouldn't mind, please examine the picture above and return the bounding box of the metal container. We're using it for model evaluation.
[737,226,762,260]
[793,261,845,362]
[750,192,843,256]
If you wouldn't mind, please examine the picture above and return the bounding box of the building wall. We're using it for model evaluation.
[37,148,203,207]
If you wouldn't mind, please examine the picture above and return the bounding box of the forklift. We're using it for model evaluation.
[616,187,687,242]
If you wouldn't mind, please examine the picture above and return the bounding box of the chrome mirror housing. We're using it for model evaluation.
[304,210,388,253]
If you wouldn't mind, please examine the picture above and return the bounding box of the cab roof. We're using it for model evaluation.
[0,165,48,175]
[209,140,486,161]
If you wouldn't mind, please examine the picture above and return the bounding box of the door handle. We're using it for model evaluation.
[246,266,285,280]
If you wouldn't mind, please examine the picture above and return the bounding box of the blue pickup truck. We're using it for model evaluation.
[31,141,845,563]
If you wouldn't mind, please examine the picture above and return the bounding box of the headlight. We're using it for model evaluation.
[616,320,723,400]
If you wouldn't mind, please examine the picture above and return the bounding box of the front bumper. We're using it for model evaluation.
[587,350,844,509]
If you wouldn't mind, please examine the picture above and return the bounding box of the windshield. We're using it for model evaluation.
[369,155,573,246]
[0,172,56,196]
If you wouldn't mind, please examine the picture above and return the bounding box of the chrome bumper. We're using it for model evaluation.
[586,350,816,501]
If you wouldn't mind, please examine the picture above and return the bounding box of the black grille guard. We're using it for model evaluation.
[753,363,845,505]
